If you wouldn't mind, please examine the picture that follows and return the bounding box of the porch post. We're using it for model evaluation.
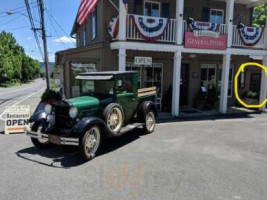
[219,54,231,114]
[118,48,126,71]
[226,0,235,48]
[172,50,182,117]
[259,56,267,111]
[119,0,127,41]
[176,0,184,45]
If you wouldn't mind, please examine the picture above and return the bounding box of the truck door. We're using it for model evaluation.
[116,75,138,121]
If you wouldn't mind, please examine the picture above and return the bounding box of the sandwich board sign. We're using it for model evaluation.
[5,105,31,135]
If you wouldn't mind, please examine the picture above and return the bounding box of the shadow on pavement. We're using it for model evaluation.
[16,128,146,169]
[157,111,263,124]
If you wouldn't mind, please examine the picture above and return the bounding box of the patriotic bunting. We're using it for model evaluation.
[108,16,119,39]
[130,15,169,41]
[237,23,263,46]
[187,18,219,32]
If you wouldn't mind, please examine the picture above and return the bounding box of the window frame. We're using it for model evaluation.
[83,25,87,46]
[210,8,224,24]
[91,8,97,41]
[143,0,161,17]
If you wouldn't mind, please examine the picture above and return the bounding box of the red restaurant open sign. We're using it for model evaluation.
[185,32,227,50]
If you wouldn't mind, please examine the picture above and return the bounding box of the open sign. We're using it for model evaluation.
[134,57,152,66]
[5,105,31,135]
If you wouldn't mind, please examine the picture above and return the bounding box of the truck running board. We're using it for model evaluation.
[119,123,143,135]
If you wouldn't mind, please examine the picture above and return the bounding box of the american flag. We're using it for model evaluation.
[77,0,100,26]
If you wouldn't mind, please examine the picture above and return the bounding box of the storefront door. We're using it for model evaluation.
[180,64,189,106]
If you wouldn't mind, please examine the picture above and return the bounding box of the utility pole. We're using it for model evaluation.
[38,0,50,90]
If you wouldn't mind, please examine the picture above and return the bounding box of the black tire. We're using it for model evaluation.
[79,126,101,161]
[143,110,156,134]
[103,103,124,135]
[31,122,50,149]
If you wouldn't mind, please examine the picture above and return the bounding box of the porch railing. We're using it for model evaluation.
[126,14,177,43]
[232,25,267,49]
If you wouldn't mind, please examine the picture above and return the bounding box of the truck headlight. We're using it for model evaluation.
[44,104,52,115]
[69,107,78,119]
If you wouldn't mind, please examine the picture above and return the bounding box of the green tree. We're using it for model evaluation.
[0,31,41,85]
[253,4,267,28]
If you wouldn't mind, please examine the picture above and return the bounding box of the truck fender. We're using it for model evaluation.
[137,101,158,122]
[71,117,113,138]
[29,111,47,123]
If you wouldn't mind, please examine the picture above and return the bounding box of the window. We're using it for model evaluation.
[83,25,87,46]
[210,9,224,24]
[70,63,97,97]
[116,76,134,94]
[91,9,97,40]
[144,1,160,17]
[76,33,80,47]
[201,64,216,88]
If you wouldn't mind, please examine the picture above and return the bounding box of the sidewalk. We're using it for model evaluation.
[0,90,44,133]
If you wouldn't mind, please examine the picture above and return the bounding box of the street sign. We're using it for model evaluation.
[5,105,31,135]
[134,57,152,66]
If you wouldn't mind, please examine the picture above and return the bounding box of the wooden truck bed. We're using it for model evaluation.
[137,87,157,103]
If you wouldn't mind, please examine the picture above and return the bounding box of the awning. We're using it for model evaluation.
[77,0,100,26]
[76,75,113,81]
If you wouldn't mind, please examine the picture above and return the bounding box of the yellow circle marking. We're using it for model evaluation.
[235,62,267,108]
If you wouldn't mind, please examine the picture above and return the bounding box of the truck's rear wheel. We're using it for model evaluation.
[80,126,101,161]
[31,122,50,149]
[103,103,124,135]
[143,111,156,134]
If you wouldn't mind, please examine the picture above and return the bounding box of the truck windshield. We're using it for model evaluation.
[80,80,114,96]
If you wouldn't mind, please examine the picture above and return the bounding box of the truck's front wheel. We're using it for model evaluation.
[143,111,156,134]
[31,122,50,149]
[80,126,101,161]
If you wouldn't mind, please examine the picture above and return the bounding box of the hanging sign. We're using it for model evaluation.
[5,105,31,135]
[185,32,227,50]
[134,57,152,65]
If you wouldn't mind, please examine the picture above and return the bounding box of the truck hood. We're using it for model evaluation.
[66,96,100,110]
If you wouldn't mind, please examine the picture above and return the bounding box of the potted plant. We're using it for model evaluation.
[242,90,259,105]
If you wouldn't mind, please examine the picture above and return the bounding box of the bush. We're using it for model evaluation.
[41,89,62,103]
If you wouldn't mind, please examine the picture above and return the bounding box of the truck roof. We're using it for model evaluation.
[76,71,137,81]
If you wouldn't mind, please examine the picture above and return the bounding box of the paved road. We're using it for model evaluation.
[1,114,267,200]
[0,79,46,121]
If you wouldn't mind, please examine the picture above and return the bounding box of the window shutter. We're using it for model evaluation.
[134,0,142,14]
[162,3,170,18]
[202,7,210,22]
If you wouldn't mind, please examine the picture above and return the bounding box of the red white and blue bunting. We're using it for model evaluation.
[187,18,219,32]
[130,15,169,41]
[237,23,263,46]
[108,16,119,39]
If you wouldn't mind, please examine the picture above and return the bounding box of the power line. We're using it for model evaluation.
[0,15,21,27]
[0,26,30,31]
[45,8,75,46]
[24,0,44,60]
[0,2,35,16]
[49,14,67,49]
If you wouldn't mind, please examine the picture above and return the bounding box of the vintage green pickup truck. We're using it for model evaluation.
[26,71,157,160]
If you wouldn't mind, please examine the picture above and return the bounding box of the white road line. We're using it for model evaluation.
[0,88,44,121]
[0,80,43,95]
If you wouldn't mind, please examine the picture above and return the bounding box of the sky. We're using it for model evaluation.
[0,0,80,62]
